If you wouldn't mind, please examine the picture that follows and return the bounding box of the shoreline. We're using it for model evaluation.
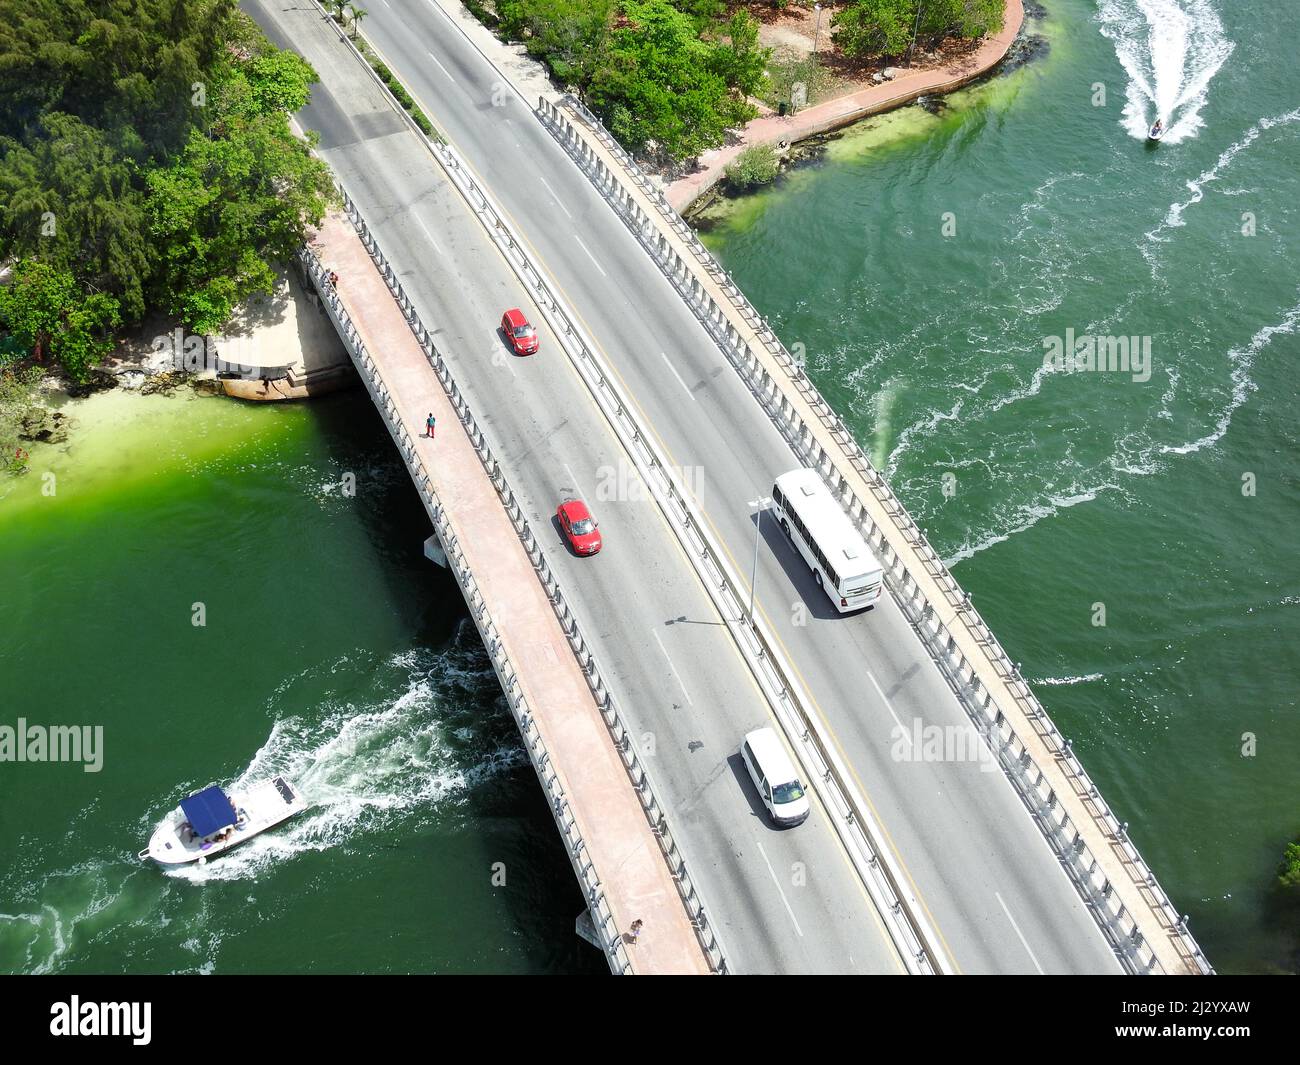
[668,0,1026,213]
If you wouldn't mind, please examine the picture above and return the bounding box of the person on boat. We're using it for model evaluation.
[1151,119,1163,136]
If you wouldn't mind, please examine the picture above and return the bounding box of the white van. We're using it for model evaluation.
[740,728,810,827]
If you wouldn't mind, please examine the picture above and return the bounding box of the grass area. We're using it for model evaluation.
[723,143,781,190]
[760,46,846,112]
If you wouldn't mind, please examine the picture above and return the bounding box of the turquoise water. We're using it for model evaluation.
[0,389,602,974]
[696,0,1299,973]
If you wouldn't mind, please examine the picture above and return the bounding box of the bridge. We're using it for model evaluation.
[245,0,1212,975]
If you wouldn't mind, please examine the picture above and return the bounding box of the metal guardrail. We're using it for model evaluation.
[538,94,1214,976]
[420,137,945,972]
[296,240,632,973]
[307,184,727,973]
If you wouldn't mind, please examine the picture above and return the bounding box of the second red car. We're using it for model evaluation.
[501,308,539,356]
[557,498,601,556]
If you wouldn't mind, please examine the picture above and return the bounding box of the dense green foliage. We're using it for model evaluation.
[724,143,780,190]
[497,0,768,161]
[1280,841,1300,891]
[0,365,44,473]
[0,261,120,381]
[833,0,1004,58]
[0,0,335,378]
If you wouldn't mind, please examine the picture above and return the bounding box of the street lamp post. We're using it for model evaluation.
[813,4,824,54]
[747,496,772,621]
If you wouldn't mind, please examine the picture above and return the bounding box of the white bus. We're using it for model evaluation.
[771,468,883,612]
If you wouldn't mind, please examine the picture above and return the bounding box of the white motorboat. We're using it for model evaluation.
[138,777,308,866]
[1147,119,1165,142]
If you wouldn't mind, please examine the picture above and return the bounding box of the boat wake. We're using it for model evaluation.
[1142,106,1300,274]
[1096,0,1234,143]
[0,633,523,971]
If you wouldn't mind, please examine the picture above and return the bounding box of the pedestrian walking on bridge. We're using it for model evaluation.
[426,413,436,439]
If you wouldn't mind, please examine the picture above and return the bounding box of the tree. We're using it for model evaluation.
[0,260,121,381]
[832,0,918,58]
[1280,842,1300,891]
[586,0,756,160]
[498,0,614,88]
[0,2,335,371]
[145,62,334,333]
[0,113,152,320]
[710,11,769,98]
[833,0,1002,59]
[349,5,368,39]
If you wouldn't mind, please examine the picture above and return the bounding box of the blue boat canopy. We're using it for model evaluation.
[181,786,237,837]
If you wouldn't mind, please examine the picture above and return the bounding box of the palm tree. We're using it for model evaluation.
[348,5,368,39]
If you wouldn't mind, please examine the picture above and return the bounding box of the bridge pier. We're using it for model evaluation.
[423,532,448,568]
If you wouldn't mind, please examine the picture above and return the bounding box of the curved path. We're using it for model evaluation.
[668,0,1025,211]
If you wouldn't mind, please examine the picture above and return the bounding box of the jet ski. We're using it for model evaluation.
[1147,119,1165,142]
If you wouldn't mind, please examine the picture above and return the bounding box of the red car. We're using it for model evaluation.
[501,308,539,356]
[557,498,601,556]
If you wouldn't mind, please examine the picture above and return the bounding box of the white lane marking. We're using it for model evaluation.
[562,464,584,498]
[427,50,452,81]
[536,173,573,219]
[412,212,444,255]
[757,841,804,937]
[867,671,910,746]
[650,629,693,707]
[573,234,606,276]
[426,0,530,107]
[660,352,696,402]
[995,891,1045,975]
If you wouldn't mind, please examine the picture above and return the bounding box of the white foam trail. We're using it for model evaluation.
[1159,107,1300,233]
[943,484,1113,567]
[1034,673,1105,686]
[1159,296,1300,457]
[0,641,524,970]
[885,399,963,477]
[1096,0,1234,143]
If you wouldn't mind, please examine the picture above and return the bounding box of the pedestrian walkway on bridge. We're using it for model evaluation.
[312,209,711,974]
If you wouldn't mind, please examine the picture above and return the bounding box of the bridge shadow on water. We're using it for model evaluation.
[301,388,606,973]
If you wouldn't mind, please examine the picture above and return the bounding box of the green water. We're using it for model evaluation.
[696,0,1300,972]
[0,388,601,974]
[3,0,1295,977]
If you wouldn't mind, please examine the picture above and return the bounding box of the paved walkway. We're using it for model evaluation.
[314,209,711,974]
[668,0,1024,211]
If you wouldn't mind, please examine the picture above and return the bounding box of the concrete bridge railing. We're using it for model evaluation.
[303,185,728,973]
[536,94,1213,976]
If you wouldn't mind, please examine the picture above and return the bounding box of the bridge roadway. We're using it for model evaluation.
[349,0,1126,974]
[248,0,907,973]
[310,207,711,973]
